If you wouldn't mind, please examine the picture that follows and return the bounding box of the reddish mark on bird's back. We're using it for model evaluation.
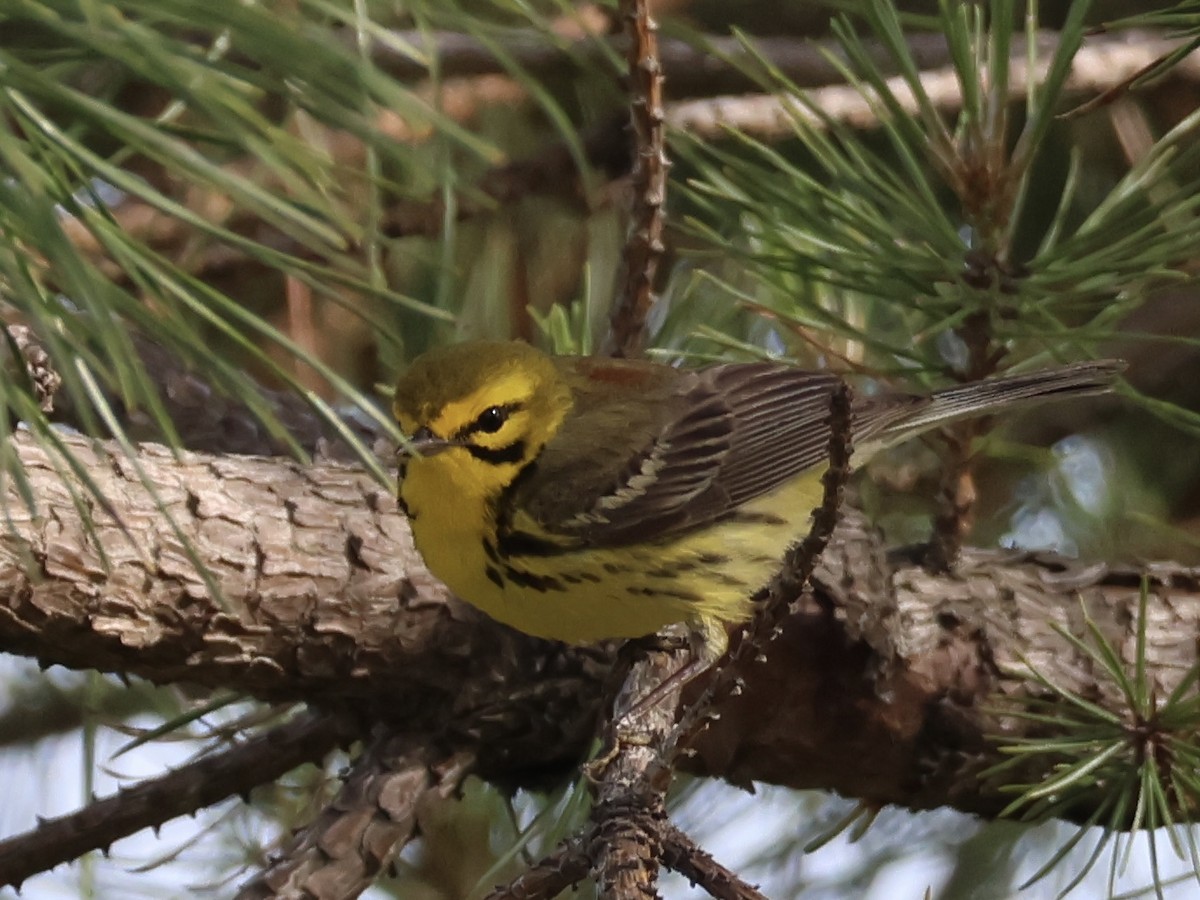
[580,361,658,387]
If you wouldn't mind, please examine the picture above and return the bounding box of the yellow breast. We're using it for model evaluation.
[402,454,827,644]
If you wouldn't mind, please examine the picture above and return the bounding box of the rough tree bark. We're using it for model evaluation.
[0,430,1194,819]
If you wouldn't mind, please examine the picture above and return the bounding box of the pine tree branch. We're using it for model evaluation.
[1,432,1199,826]
[587,647,676,899]
[670,381,854,751]
[666,31,1199,139]
[481,836,591,900]
[0,711,351,890]
[606,0,668,358]
[360,29,1000,99]
[661,824,768,900]
[53,30,1193,297]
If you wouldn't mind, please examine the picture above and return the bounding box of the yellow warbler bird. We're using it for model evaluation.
[394,341,1120,662]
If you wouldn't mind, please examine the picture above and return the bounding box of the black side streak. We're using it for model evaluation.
[646,565,685,578]
[497,528,574,558]
[713,572,747,587]
[485,565,505,589]
[624,585,702,602]
[561,570,602,584]
[503,566,565,592]
[492,454,584,559]
[728,511,787,526]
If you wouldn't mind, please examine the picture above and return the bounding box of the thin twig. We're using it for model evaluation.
[671,381,855,752]
[0,712,353,890]
[661,824,769,900]
[578,384,854,898]
[606,0,668,358]
[481,837,591,900]
[766,382,855,601]
[925,295,997,567]
[582,6,674,883]
[925,418,982,572]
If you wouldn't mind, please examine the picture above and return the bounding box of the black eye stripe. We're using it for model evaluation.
[456,402,524,439]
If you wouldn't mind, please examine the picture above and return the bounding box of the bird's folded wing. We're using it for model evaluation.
[513,362,884,547]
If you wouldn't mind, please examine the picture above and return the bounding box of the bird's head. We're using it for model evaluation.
[393,341,573,497]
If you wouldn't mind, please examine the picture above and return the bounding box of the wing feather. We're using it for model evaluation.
[512,359,904,548]
[503,356,1114,552]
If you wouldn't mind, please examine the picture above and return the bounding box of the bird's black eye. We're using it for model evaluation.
[474,405,508,434]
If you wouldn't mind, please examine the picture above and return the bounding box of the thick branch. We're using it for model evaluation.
[361,30,998,100]
[667,31,1200,138]
[1,433,1198,821]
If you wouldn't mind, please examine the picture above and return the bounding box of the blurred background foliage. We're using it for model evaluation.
[1,0,1200,896]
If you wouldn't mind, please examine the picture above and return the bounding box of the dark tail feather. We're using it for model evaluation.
[878,359,1124,445]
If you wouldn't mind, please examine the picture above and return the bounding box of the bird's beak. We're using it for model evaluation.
[398,426,456,458]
